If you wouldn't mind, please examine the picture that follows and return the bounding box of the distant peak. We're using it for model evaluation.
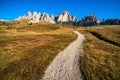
[33,11,37,14]
[16,10,77,24]
[27,11,32,16]
[61,11,69,15]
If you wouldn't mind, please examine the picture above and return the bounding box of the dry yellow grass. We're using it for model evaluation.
[77,25,120,80]
[0,23,77,80]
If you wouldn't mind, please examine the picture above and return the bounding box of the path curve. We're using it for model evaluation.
[42,31,85,80]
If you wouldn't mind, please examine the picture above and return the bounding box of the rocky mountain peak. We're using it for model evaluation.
[40,13,55,23]
[40,13,50,20]
[31,12,41,23]
[82,14,98,22]
[26,11,32,16]
[33,11,38,16]
[14,11,119,26]
[62,11,69,16]
[57,11,71,22]
[16,11,77,24]
[78,14,98,26]
[71,16,77,22]
[50,14,55,21]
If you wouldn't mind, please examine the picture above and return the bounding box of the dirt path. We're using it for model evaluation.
[42,31,85,80]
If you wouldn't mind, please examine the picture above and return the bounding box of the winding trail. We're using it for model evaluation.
[42,31,85,80]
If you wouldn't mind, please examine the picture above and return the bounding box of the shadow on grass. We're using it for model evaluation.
[89,31,120,47]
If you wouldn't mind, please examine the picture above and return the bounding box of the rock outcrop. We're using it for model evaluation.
[57,11,71,22]
[78,15,98,26]
[16,11,77,24]
[7,10,120,26]
[17,11,113,26]
[57,11,77,23]
[32,12,41,23]
[50,14,55,21]
[16,11,55,23]
[71,16,77,22]
[40,13,55,23]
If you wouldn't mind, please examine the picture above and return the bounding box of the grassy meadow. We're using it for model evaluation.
[77,25,120,80]
[0,21,77,80]
[0,20,120,80]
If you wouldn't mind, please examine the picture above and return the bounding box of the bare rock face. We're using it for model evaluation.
[82,15,98,22]
[57,11,71,22]
[16,11,77,24]
[57,11,78,24]
[40,13,55,23]
[31,11,41,23]
[71,16,77,22]
[16,11,55,23]
[25,11,33,20]
[50,14,55,21]
[14,11,120,26]
[78,15,98,26]
[27,11,32,17]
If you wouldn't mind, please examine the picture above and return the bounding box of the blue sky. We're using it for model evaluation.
[0,0,120,20]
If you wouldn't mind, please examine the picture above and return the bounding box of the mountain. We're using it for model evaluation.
[40,13,55,23]
[78,15,98,26]
[16,11,77,24]
[50,14,55,22]
[16,11,120,26]
[57,11,77,22]
[16,11,55,23]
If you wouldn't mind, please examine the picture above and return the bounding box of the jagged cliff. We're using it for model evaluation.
[16,11,77,24]
[16,11,120,26]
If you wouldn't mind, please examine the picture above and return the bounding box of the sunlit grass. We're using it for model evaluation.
[77,25,120,80]
[0,23,77,80]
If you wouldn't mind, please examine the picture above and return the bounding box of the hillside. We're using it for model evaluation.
[0,21,120,80]
[77,25,120,80]
[0,22,77,80]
